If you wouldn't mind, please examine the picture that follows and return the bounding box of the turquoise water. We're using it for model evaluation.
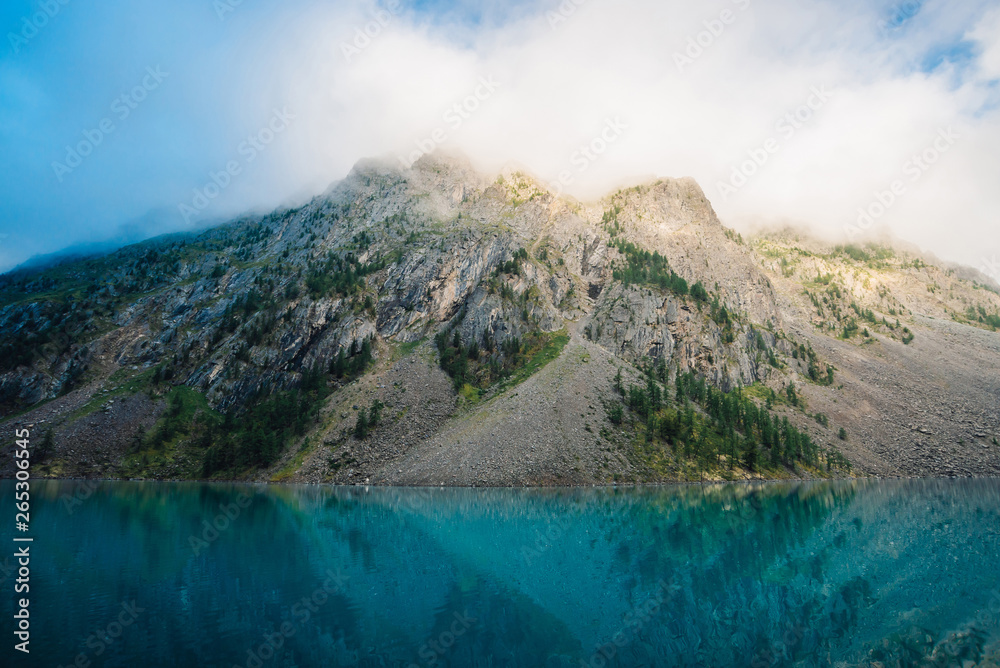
[2,479,999,667]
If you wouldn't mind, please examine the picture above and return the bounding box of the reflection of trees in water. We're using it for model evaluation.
[567,482,866,667]
[838,478,1000,668]
[267,482,924,667]
[24,479,1000,668]
[30,480,367,667]
[298,482,864,667]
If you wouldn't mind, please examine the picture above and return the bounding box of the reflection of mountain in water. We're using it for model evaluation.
[14,479,1000,667]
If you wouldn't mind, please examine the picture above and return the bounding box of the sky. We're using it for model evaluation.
[1,0,999,279]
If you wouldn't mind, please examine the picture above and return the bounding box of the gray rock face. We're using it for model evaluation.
[0,155,775,414]
[1,152,998,483]
[584,283,771,391]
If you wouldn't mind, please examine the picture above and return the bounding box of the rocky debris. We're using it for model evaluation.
[762,246,1000,479]
[290,344,459,485]
[0,392,163,479]
[372,328,633,487]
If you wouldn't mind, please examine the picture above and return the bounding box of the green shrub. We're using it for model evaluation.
[607,403,624,425]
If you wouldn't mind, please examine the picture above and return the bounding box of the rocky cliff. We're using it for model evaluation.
[1,154,998,485]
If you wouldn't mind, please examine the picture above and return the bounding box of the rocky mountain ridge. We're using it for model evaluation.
[1,153,998,485]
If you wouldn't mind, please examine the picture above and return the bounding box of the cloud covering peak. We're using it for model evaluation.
[1,0,998,277]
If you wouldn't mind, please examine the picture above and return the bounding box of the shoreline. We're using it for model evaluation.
[9,473,1000,489]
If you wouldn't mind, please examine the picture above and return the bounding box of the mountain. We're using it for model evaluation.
[1,154,999,485]
[3,207,227,276]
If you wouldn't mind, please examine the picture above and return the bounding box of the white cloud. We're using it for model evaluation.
[204,0,1000,270]
[970,6,1000,79]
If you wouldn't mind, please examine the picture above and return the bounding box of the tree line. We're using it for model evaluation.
[201,337,375,476]
[611,366,852,476]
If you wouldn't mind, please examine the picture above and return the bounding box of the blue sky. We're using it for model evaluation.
[1,0,999,275]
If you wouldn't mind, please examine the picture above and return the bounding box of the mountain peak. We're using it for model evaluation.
[2,149,1000,487]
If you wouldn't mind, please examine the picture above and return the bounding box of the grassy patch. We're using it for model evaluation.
[394,337,426,361]
[435,322,570,407]
[64,367,157,424]
[271,438,314,482]
[495,330,570,393]
[119,385,220,478]
[458,383,481,404]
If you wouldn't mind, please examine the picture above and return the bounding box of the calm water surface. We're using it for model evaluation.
[2,478,999,667]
